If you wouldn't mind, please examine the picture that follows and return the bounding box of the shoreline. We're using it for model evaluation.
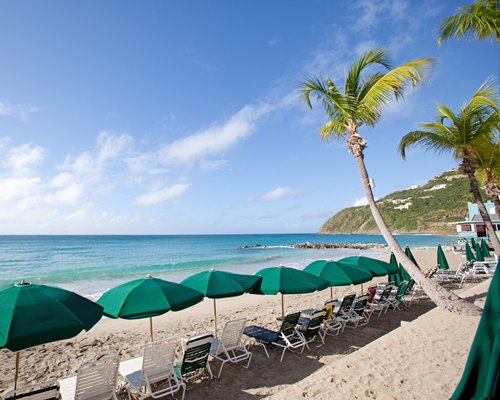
[0,246,475,398]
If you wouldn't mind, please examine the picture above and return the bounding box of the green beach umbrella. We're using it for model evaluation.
[451,263,500,399]
[405,246,420,269]
[252,265,329,318]
[340,256,399,276]
[481,239,491,258]
[470,237,478,251]
[304,260,373,298]
[97,275,203,341]
[388,253,402,285]
[180,269,261,336]
[473,241,485,262]
[399,263,412,281]
[465,242,476,262]
[0,281,103,388]
[437,244,450,270]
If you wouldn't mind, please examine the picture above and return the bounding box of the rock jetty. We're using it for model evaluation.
[293,242,386,250]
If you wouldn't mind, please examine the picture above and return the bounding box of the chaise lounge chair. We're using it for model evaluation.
[243,312,305,362]
[176,333,214,383]
[342,295,370,328]
[119,339,185,400]
[298,310,326,347]
[210,318,252,378]
[319,299,343,340]
[58,356,128,400]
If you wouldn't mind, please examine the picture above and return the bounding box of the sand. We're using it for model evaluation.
[0,246,490,399]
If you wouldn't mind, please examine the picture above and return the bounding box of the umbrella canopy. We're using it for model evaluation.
[97,275,203,341]
[98,275,204,319]
[0,281,103,352]
[252,266,329,317]
[304,260,373,285]
[465,242,476,262]
[388,253,402,285]
[437,244,450,270]
[0,281,103,388]
[181,269,261,336]
[451,263,500,399]
[253,266,329,295]
[405,246,420,269]
[481,239,492,258]
[340,256,399,276]
[473,241,485,262]
[180,269,261,299]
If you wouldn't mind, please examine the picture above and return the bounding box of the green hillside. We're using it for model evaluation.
[320,170,483,234]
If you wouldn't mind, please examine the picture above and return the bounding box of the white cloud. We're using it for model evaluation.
[5,143,45,175]
[353,196,368,207]
[353,0,410,33]
[0,177,41,203]
[134,183,191,206]
[159,104,270,164]
[267,38,279,46]
[262,187,291,201]
[0,101,41,121]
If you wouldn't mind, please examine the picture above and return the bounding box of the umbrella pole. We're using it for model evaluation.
[360,284,364,295]
[213,299,218,337]
[149,317,154,342]
[281,293,284,319]
[14,352,19,389]
[330,286,333,300]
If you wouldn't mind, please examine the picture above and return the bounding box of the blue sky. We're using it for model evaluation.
[0,0,498,234]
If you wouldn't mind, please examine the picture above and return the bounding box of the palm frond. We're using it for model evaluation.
[320,119,347,141]
[360,58,434,123]
[345,49,391,98]
[437,0,500,45]
[399,129,456,159]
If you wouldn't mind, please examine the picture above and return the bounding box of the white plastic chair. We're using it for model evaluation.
[119,339,185,400]
[210,318,252,378]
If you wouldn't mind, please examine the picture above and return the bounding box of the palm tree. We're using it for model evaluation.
[400,78,500,255]
[474,137,500,216]
[301,49,480,316]
[437,0,500,46]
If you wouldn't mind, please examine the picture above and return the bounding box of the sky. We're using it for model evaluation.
[0,0,498,234]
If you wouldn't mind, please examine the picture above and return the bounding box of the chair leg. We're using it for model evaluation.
[280,347,287,362]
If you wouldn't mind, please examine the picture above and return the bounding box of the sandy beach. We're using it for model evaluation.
[0,247,490,399]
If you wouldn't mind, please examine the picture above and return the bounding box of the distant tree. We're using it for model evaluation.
[301,49,480,316]
[474,136,500,216]
[438,0,500,46]
[400,78,500,255]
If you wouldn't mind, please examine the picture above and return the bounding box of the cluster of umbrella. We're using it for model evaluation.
[464,238,492,263]
[0,250,420,389]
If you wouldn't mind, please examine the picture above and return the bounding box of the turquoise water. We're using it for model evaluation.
[0,234,456,298]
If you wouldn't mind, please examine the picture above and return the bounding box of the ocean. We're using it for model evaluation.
[0,233,456,299]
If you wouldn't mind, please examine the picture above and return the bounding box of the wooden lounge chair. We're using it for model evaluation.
[1,382,60,400]
[119,339,185,400]
[210,318,252,378]
[243,312,304,362]
[176,333,214,382]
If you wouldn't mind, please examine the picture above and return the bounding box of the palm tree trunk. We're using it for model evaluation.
[465,171,500,255]
[354,153,481,316]
[485,176,500,218]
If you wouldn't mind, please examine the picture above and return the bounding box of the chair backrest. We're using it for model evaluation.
[141,338,177,386]
[219,318,247,350]
[180,333,213,377]
[279,312,301,337]
[1,383,60,400]
[405,279,415,294]
[379,287,392,301]
[353,295,368,316]
[396,281,408,301]
[75,356,119,400]
[338,293,356,314]
[302,311,326,340]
